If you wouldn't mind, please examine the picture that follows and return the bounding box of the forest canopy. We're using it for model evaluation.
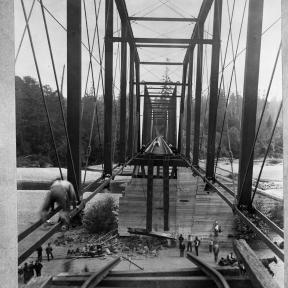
[15,75,282,167]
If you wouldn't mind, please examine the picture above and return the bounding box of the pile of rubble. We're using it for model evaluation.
[53,228,170,260]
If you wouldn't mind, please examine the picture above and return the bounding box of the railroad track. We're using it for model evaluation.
[25,252,256,288]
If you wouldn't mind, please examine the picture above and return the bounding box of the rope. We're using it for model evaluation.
[34,0,120,92]
[81,0,102,121]
[15,0,36,63]
[39,0,80,193]
[20,0,63,179]
[214,0,247,172]
[251,101,283,203]
[82,0,105,185]
[238,42,281,202]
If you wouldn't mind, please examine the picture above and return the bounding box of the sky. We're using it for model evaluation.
[14,0,282,102]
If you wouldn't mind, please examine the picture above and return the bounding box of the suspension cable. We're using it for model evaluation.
[39,0,80,192]
[238,42,282,202]
[20,0,63,179]
[251,101,283,203]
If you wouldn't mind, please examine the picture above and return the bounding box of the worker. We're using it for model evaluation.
[187,235,192,252]
[213,241,220,263]
[194,236,201,256]
[40,178,77,224]
[36,246,43,262]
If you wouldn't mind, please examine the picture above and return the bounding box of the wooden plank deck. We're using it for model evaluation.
[118,168,235,246]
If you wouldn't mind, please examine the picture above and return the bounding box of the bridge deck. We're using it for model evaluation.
[118,168,235,247]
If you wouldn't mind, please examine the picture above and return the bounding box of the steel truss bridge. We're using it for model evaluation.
[0,0,286,287]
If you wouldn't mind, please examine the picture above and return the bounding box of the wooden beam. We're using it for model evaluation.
[137,44,189,48]
[147,160,154,232]
[104,0,113,175]
[129,16,197,22]
[233,240,280,288]
[138,82,187,86]
[140,94,181,98]
[234,208,284,261]
[205,0,222,180]
[237,0,264,206]
[140,61,183,65]
[81,258,121,288]
[163,160,170,231]
[67,0,81,197]
[114,37,213,44]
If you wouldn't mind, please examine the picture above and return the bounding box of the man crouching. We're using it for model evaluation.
[40,178,77,225]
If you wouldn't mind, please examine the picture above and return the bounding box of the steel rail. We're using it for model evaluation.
[186,252,230,288]
[186,161,284,261]
[18,206,61,242]
[18,157,136,265]
[80,257,121,288]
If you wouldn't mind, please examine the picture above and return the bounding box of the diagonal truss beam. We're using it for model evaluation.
[115,0,140,62]
[184,0,214,64]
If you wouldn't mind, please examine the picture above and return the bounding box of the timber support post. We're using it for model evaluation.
[67,0,81,198]
[119,21,127,164]
[147,160,154,232]
[163,159,170,231]
[237,0,264,207]
[205,0,222,180]
[192,22,204,167]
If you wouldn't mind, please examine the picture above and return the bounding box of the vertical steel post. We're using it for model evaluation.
[127,47,135,158]
[142,86,149,145]
[163,160,170,231]
[104,0,113,175]
[282,0,288,282]
[193,23,204,167]
[205,0,222,180]
[135,61,141,151]
[186,49,194,159]
[0,0,17,284]
[67,0,81,197]
[171,87,177,146]
[168,88,176,145]
[178,62,188,152]
[119,23,127,164]
[147,160,154,232]
[237,0,264,206]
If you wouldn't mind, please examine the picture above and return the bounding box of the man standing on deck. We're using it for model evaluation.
[40,178,77,224]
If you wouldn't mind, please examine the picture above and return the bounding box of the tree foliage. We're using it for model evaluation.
[83,196,118,234]
[16,75,283,167]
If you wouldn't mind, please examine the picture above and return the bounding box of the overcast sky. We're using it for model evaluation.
[14,0,282,101]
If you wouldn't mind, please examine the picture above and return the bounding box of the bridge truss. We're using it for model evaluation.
[0,0,287,286]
